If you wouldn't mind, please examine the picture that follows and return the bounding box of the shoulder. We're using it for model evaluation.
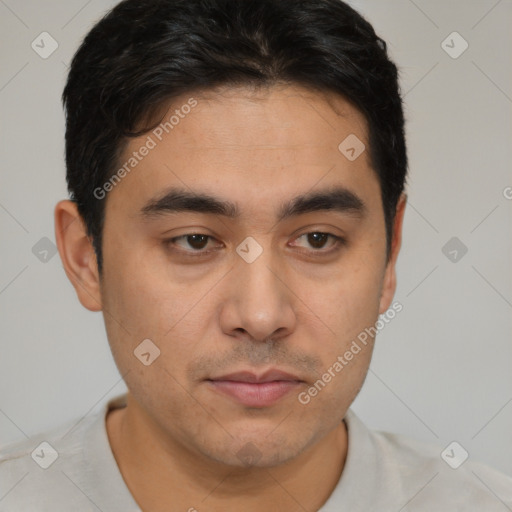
[373,428,512,509]
[340,410,512,511]
[0,412,101,510]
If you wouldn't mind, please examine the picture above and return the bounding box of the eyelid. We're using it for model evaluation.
[165,234,223,256]
[165,230,346,258]
[288,232,346,254]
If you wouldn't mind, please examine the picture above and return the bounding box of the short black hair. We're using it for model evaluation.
[62,0,407,273]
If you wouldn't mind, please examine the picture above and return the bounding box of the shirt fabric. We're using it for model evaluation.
[1,392,511,511]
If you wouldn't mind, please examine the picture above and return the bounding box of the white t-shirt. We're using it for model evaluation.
[1,393,511,511]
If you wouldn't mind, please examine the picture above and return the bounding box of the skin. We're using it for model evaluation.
[55,84,406,512]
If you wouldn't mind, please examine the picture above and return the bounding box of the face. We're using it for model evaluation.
[73,85,403,468]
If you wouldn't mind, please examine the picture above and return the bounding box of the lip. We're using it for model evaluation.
[207,369,303,407]
[211,369,302,383]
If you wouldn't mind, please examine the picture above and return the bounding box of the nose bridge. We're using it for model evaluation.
[225,240,295,341]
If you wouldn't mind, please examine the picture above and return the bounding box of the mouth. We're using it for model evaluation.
[206,369,304,408]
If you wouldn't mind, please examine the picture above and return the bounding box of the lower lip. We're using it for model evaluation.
[208,380,301,407]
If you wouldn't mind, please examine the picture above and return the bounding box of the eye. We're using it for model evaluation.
[164,231,345,259]
[291,232,345,253]
[166,234,220,255]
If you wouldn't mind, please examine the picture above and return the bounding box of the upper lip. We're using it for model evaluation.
[209,369,303,383]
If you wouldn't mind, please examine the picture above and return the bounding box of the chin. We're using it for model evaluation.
[197,427,316,469]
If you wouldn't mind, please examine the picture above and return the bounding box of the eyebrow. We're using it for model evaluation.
[139,185,366,222]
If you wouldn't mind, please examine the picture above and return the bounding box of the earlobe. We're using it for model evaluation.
[54,200,102,312]
[378,193,407,315]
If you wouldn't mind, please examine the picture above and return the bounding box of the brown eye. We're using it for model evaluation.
[166,233,218,254]
[307,232,329,249]
[292,232,343,252]
[184,234,209,250]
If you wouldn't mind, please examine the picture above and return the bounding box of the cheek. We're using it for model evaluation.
[100,250,219,377]
[304,254,384,342]
[102,235,194,330]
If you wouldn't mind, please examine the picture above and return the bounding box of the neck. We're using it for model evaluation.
[106,393,348,512]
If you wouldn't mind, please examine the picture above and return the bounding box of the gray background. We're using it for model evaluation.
[1,0,511,477]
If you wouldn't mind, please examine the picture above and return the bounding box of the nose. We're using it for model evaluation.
[219,247,297,343]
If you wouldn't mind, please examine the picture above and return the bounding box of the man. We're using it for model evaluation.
[1,0,511,510]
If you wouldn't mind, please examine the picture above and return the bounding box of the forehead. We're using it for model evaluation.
[106,84,379,218]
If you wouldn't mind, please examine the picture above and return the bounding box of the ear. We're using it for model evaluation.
[54,200,102,312]
[379,193,407,314]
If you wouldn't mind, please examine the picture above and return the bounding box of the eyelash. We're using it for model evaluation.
[164,232,346,258]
